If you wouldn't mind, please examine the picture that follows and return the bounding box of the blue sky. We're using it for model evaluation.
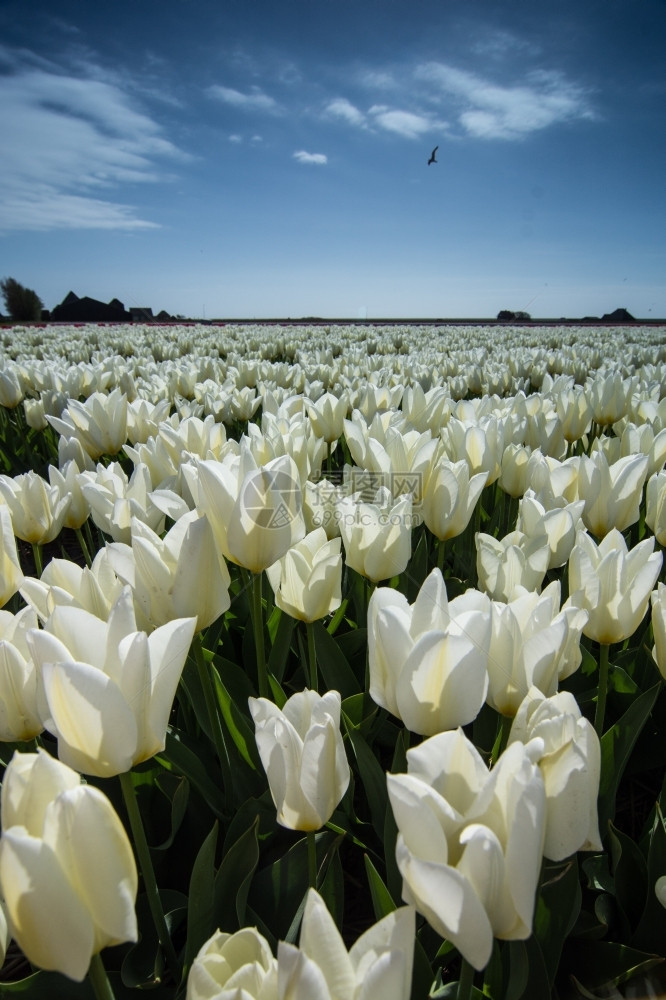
[0,0,664,320]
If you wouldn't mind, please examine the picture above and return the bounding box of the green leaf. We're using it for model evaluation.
[312,619,361,698]
[506,937,550,1000]
[319,844,345,929]
[633,803,666,953]
[341,692,378,733]
[213,815,260,932]
[608,821,648,933]
[608,664,639,695]
[212,667,261,770]
[564,941,664,992]
[364,853,397,919]
[157,731,226,818]
[533,857,582,986]
[598,682,661,834]
[267,608,295,682]
[151,773,189,851]
[248,832,334,940]
[184,821,218,974]
[344,722,388,835]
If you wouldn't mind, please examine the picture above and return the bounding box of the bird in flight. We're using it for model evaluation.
[428,145,438,165]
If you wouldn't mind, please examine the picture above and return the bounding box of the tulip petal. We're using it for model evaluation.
[44,786,137,950]
[42,660,137,777]
[299,889,354,997]
[395,836,493,971]
[0,828,94,981]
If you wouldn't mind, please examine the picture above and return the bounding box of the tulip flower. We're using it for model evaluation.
[0,750,137,981]
[266,528,342,623]
[475,529,550,602]
[587,372,636,427]
[187,926,278,1000]
[387,729,546,972]
[509,687,602,860]
[47,388,128,460]
[576,451,648,538]
[651,583,666,680]
[47,460,90,530]
[485,582,588,717]
[278,888,414,1000]
[0,470,71,545]
[441,415,502,483]
[555,385,592,444]
[20,548,124,624]
[249,689,350,831]
[569,529,662,734]
[0,505,23,608]
[26,589,197,777]
[368,569,491,735]
[307,391,349,443]
[498,444,531,498]
[196,446,305,573]
[646,470,666,546]
[0,896,9,968]
[338,488,413,582]
[0,605,43,741]
[80,460,164,544]
[0,367,23,408]
[568,530,662,646]
[421,459,488,542]
[107,511,231,632]
[516,490,585,569]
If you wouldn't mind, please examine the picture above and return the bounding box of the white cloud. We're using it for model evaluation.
[229,134,242,143]
[207,85,280,113]
[326,97,366,127]
[416,61,594,139]
[0,47,186,233]
[368,105,444,139]
[293,150,327,165]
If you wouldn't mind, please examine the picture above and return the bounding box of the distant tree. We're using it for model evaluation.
[0,277,44,321]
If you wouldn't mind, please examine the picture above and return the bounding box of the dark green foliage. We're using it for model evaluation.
[0,277,43,321]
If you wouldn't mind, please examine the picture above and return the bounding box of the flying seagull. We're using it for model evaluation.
[428,145,438,165]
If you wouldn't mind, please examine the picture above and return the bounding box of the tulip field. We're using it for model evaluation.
[2,318,666,999]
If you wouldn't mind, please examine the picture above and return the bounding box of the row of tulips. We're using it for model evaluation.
[0,322,665,999]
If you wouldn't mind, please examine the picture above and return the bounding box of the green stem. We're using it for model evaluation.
[75,526,92,568]
[437,538,446,574]
[306,620,318,692]
[252,572,269,697]
[87,953,117,1000]
[31,542,43,577]
[594,642,611,737]
[192,635,232,808]
[307,829,317,889]
[326,440,332,476]
[457,956,476,1000]
[119,770,179,981]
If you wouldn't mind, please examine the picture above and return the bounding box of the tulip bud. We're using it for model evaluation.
[568,530,662,645]
[107,511,231,632]
[509,687,602,860]
[266,528,342,622]
[27,589,197,777]
[0,505,23,608]
[338,489,413,583]
[187,926,278,1000]
[249,690,350,831]
[387,729,546,972]
[0,750,137,981]
[278,889,414,1000]
[368,569,490,734]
